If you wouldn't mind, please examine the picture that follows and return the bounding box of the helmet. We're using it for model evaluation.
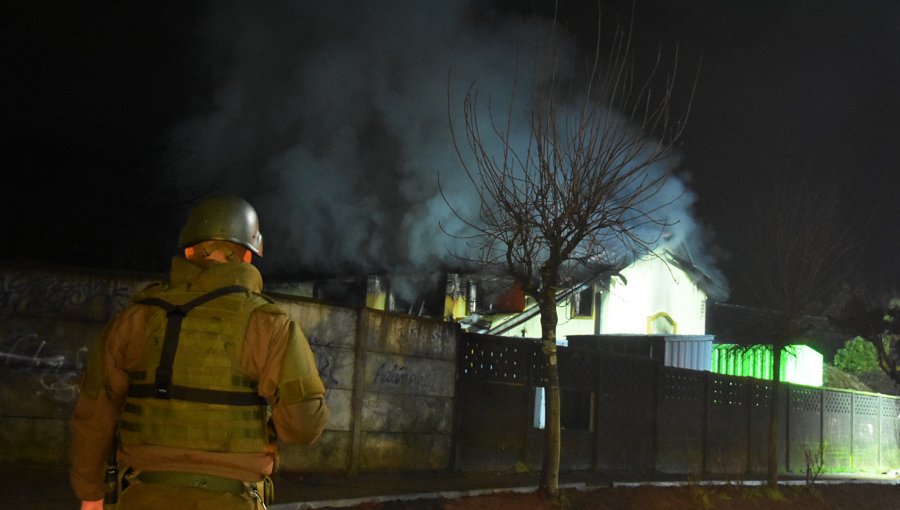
[179,196,264,256]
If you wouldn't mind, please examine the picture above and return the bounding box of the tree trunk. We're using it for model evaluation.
[767,344,783,488]
[538,287,560,498]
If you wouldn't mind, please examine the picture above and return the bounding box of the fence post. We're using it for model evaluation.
[819,389,825,475]
[877,396,883,471]
[849,392,855,472]
[701,371,710,476]
[522,342,535,469]
[745,379,753,477]
[785,385,791,473]
[347,308,370,475]
[650,360,661,476]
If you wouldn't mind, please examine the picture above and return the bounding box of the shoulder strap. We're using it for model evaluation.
[134,285,251,401]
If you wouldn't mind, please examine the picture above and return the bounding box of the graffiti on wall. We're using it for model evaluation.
[0,271,137,320]
[0,330,85,403]
[309,337,340,387]
[374,362,437,393]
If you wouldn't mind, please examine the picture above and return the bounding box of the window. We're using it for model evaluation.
[647,311,677,334]
[571,286,594,318]
[533,387,595,431]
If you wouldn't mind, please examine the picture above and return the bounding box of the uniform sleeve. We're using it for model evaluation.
[248,311,329,445]
[69,308,138,501]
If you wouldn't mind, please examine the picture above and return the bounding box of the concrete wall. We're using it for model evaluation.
[0,263,459,476]
[0,262,159,464]
[276,300,458,474]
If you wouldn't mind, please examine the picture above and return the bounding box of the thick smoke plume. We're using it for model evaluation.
[168,0,725,299]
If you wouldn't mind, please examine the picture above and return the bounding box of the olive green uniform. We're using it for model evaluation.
[70,257,328,507]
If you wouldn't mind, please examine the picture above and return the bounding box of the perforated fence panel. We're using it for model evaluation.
[747,382,788,474]
[656,368,706,473]
[594,353,658,473]
[455,334,537,471]
[454,333,900,476]
[823,390,853,472]
[787,387,822,473]
[707,375,750,475]
[853,394,880,472]
[881,398,900,470]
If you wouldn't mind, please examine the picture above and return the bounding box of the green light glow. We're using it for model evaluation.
[711,344,823,386]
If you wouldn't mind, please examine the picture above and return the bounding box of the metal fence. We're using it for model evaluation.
[455,333,900,476]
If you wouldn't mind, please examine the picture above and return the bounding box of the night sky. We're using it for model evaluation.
[4,1,899,308]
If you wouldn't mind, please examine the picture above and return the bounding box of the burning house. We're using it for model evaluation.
[449,248,726,372]
[269,247,729,372]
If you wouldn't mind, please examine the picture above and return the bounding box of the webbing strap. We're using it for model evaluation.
[127,383,266,406]
[133,285,252,401]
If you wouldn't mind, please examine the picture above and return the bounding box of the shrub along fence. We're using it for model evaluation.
[455,333,900,477]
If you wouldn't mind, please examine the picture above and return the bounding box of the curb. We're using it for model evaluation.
[271,477,900,509]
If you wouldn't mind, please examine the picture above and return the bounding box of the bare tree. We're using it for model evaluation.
[445,10,690,497]
[737,169,859,487]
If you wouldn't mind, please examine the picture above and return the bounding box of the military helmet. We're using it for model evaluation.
[179,196,264,256]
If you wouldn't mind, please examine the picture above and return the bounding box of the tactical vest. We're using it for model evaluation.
[119,285,273,453]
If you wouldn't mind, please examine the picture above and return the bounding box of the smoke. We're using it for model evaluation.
[168,0,725,299]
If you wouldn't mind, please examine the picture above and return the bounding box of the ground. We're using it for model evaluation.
[314,484,898,510]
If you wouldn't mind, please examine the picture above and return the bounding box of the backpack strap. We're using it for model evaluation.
[129,285,266,406]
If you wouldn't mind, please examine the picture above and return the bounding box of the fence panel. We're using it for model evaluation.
[558,348,598,470]
[455,334,537,471]
[707,375,750,476]
[881,397,900,470]
[593,353,658,473]
[746,382,789,474]
[852,394,881,472]
[787,386,822,474]
[823,390,854,472]
[656,368,706,474]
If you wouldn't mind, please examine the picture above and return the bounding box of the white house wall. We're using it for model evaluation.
[487,295,597,340]
[600,257,707,335]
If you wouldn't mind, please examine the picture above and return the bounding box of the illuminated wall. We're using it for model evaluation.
[600,256,707,335]
[484,288,598,340]
[485,255,708,340]
[711,344,824,387]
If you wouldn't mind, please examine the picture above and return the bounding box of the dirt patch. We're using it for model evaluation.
[314,484,898,510]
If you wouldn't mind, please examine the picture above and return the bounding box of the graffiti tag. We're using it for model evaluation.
[374,362,436,393]
[1,330,85,403]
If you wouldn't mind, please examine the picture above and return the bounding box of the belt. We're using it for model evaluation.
[136,471,247,496]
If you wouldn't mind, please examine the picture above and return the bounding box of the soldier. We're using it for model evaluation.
[70,196,328,509]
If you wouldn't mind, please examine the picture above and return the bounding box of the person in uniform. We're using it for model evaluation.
[70,196,328,509]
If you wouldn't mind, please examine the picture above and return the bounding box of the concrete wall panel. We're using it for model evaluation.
[655,368,705,474]
[823,390,853,472]
[279,299,358,350]
[279,431,350,473]
[361,393,452,434]
[0,416,69,463]
[852,394,881,472]
[707,375,750,476]
[0,265,156,322]
[358,432,451,472]
[365,312,456,361]
[364,353,455,398]
[786,387,822,474]
[310,344,356,393]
